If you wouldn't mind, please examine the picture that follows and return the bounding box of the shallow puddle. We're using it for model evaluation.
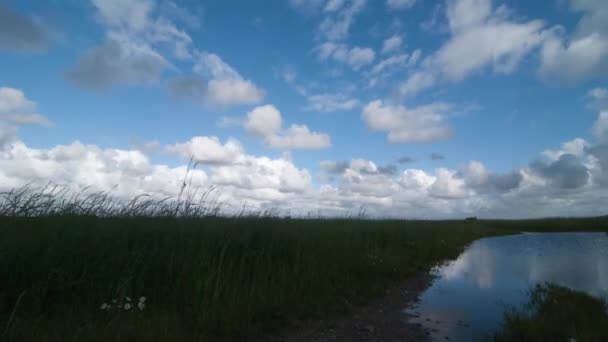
[405,232,608,341]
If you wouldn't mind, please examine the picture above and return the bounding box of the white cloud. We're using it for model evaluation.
[193,52,241,80]
[0,87,48,125]
[398,70,436,98]
[399,0,547,97]
[318,0,366,41]
[362,100,453,143]
[3,126,608,218]
[0,87,49,149]
[204,79,265,106]
[367,52,420,86]
[265,124,331,150]
[239,105,332,151]
[316,42,375,70]
[539,0,608,82]
[211,156,312,194]
[245,105,283,136]
[192,52,265,106]
[69,1,264,107]
[430,168,470,199]
[167,53,265,106]
[386,0,416,10]
[306,93,360,112]
[0,141,208,198]
[91,0,153,31]
[165,136,244,165]
[0,136,314,209]
[382,34,402,54]
[324,0,347,12]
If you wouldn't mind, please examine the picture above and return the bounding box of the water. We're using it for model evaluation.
[405,232,608,341]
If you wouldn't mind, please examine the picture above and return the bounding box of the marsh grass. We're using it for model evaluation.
[0,187,607,341]
[490,284,608,342]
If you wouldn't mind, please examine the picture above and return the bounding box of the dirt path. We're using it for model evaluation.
[256,272,434,342]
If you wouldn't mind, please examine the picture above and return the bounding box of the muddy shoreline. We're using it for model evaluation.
[255,272,435,342]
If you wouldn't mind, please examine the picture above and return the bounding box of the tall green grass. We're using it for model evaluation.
[1,187,607,341]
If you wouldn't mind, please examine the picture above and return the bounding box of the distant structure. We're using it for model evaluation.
[465,216,478,221]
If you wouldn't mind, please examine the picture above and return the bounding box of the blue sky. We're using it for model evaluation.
[1,0,608,218]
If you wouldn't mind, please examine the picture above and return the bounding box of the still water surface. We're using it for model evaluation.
[405,232,608,341]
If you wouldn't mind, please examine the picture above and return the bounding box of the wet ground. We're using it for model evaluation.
[265,232,608,342]
[406,232,608,341]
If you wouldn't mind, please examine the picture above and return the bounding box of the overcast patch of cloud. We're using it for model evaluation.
[0,5,50,53]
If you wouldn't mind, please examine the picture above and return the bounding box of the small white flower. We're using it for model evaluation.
[139,296,146,303]
[100,303,109,310]
[138,302,146,310]
[126,296,131,302]
[112,299,118,304]
[124,303,132,310]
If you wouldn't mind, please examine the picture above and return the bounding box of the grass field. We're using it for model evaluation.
[1,188,607,341]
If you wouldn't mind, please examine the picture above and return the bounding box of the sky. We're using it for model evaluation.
[1,0,608,218]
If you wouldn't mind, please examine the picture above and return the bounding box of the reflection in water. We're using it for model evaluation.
[405,232,608,341]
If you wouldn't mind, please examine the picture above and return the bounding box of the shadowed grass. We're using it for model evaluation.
[1,187,607,341]
[490,284,608,342]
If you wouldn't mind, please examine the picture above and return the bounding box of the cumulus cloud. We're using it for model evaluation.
[386,0,416,11]
[539,0,608,82]
[0,5,50,52]
[0,87,49,149]
[245,105,283,136]
[530,154,590,189]
[0,136,315,209]
[362,100,453,143]
[399,0,547,97]
[306,93,360,112]
[0,141,208,198]
[4,126,608,218]
[460,160,522,192]
[240,105,331,150]
[165,136,244,165]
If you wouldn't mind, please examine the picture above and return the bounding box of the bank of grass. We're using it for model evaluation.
[0,188,607,341]
[491,284,608,342]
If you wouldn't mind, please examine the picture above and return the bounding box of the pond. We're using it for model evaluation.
[405,232,608,341]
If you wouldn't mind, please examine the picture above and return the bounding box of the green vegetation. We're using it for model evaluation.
[1,187,607,341]
[491,284,608,342]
